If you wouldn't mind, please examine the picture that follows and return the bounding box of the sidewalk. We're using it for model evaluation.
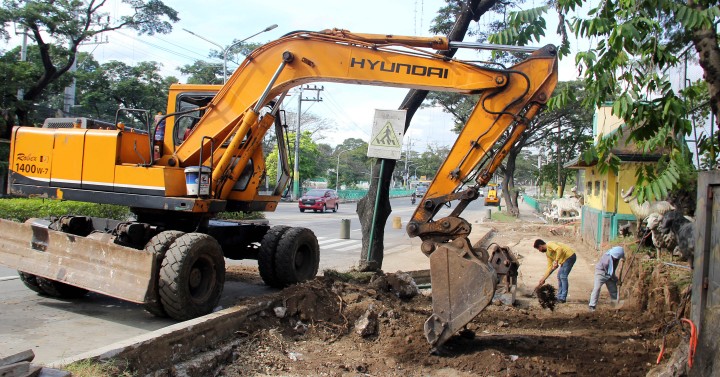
[380,200,544,272]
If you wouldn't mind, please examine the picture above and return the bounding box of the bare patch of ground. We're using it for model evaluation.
[206,223,692,377]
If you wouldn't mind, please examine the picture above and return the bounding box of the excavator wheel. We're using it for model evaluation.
[142,230,185,317]
[36,277,89,299]
[159,233,225,321]
[274,227,320,286]
[258,225,291,288]
[18,272,45,294]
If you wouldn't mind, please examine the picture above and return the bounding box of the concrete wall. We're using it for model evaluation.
[594,106,624,142]
[581,164,638,217]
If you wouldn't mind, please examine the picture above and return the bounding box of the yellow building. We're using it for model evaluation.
[565,106,663,247]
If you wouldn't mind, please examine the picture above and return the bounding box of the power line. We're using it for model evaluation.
[112,30,223,65]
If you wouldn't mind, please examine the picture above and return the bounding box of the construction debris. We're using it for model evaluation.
[0,350,70,377]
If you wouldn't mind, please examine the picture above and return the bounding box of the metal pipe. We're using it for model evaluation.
[366,159,386,262]
[253,59,288,114]
[449,41,541,53]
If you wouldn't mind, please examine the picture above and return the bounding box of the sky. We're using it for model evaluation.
[3,0,659,152]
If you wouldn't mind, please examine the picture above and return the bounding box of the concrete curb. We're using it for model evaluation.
[51,299,276,374]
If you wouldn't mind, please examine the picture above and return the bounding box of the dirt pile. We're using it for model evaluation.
[214,270,665,377]
[136,223,693,377]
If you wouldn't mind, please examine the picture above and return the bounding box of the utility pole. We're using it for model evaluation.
[63,28,108,115]
[16,27,28,100]
[556,120,562,197]
[292,85,323,200]
[403,137,413,188]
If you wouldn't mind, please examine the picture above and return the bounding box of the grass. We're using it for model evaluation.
[323,269,376,283]
[65,359,135,377]
[490,209,517,223]
[0,197,264,222]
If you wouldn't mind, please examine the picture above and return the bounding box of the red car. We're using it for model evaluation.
[299,189,339,213]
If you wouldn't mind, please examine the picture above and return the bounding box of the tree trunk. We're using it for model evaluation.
[501,146,521,217]
[355,0,495,271]
[690,0,720,133]
[357,160,396,270]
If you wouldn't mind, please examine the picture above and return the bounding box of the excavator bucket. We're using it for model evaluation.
[424,237,496,348]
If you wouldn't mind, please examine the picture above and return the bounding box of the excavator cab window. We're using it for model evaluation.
[172,92,216,146]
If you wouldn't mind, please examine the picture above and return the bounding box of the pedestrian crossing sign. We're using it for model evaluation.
[367,109,406,159]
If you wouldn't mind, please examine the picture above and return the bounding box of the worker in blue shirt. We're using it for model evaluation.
[589,246,625,311]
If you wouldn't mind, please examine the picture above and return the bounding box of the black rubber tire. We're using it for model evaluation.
[258,225,290,288]
[275,227,320,286]
[333,203,338,212]
[159,233,225,321]
[36,277,88,299]
[143,230,185,317]
[300,208,305,213]
[18,272,45,294]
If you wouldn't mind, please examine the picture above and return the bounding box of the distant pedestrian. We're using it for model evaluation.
[588,246,625,311]
[533,239,577,303]
[154,112,166,143]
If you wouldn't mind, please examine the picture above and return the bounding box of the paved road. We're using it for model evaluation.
[0,195,491,364]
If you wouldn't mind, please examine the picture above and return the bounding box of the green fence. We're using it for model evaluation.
[338,189,414,201]
[523,195,550,213]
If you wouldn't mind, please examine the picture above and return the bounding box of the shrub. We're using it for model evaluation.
[0,198,132,222]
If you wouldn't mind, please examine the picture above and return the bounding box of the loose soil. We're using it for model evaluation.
[214,222,691,376]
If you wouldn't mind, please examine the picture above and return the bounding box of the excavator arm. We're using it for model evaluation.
[175,30,557,348]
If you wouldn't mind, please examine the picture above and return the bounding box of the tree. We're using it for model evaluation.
[490,0,720,202]
[0,0,179,135]
[265,131,322,189]
[179,61,223,85]
[356,0,497,271]
[333,138,371,189]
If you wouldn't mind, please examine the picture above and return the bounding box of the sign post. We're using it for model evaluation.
[365,110,406,263]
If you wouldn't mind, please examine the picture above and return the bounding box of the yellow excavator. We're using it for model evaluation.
[0,29,557,349]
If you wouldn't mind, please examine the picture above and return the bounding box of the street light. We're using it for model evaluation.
[336,149,349,192]
[183,24,278,83]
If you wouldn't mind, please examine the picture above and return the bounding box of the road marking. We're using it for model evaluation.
[321,240,359,248]
[385,244,410,254]
[336,244,362,252]
[1,276,20,282]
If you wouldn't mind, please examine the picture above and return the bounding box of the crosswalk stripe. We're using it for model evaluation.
[320,240,359,248]
[336,244,362,252]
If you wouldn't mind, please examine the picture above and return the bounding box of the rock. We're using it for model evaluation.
[293,321,308,334]
[497,321,508,327]
[368,275,388,291]
[287,352,303,361]
[355,308,379,337]
[385,272,419,298]
[273,306,287,318]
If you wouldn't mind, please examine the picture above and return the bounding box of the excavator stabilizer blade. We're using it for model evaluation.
[0,219,154,303]
[424,237,496,348]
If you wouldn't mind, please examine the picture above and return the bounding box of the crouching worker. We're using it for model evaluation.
[589,246,625,311]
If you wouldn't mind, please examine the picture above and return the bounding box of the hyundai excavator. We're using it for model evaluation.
[0,29,557,349]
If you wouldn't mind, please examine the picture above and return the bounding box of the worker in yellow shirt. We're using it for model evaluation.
[533,239,577,303]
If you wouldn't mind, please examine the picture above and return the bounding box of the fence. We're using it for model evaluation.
[522,195,550,213]
[337,189,414,201]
